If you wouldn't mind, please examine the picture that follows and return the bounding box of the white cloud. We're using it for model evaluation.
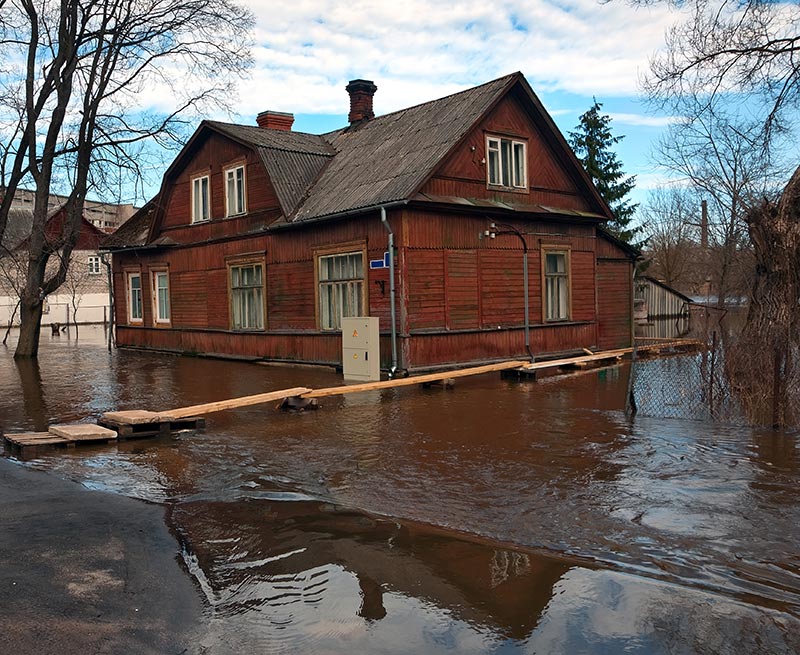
[608,113,682,128]
[229,0,687,119]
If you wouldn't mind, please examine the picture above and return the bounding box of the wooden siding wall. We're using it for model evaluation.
[113,213,396,366]
[400,210,602,364]
[159,132,282,243]
[113,207,628,368]
[421,91,595,213]
[597,260,633,350]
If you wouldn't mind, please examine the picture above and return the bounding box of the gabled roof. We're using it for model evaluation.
[289,73,519,223]
[140,71,614,245]
[10,205,108,251]
[1,207,34,251]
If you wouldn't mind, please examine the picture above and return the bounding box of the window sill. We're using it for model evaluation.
[487,184,528,194]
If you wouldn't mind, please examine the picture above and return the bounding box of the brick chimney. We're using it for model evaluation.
[346,79,377,125]
[256,110,294,131]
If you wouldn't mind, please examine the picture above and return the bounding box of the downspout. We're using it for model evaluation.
[380,206,399,376]
[101,252,115,352]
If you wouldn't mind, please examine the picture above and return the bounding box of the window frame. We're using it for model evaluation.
[150,268,171,325]
[126,270,144,324]
[486,134,528,190]
[87,254,102,275]
[542,247,571,323]
[227,255,266,331]
[314,242,368,331]
[224,163,247,217]
[191,173,211,223]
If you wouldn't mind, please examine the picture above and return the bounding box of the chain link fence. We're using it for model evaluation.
[630,306,799,430]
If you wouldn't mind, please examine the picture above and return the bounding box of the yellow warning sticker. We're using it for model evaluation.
[352,330,358,337]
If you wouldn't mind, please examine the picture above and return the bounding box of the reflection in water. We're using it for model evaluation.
[13,357,48,431]
[1,327,799,653]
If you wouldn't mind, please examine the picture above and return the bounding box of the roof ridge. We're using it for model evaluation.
[321,72,520,137]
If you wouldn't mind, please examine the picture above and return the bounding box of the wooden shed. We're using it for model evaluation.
[106,73,637,372]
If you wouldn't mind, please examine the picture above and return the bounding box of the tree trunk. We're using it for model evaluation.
[14,295,44,358]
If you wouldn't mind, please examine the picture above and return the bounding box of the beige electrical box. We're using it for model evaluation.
[342,316,380,381]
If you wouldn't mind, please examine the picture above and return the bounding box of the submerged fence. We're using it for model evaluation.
[629,307,799,430]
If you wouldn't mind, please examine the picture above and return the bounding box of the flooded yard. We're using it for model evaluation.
[2,327,799,653]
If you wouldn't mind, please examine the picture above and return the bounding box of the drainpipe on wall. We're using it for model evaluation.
[380,206,399,376]
[101,252,115,352]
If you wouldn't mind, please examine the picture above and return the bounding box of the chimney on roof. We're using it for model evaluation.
[346,79,377,125]
[256,110,294,131]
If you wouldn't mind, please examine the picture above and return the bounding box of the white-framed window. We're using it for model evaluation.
[152,270,170,324]
[486,136,527,189]
[127,272,143,323]
[225,165,246,216]
[544,251,570,321]
[88,255,102,275]
[318,251,364,330]
[229,262,264,330]
[192,175,210,223]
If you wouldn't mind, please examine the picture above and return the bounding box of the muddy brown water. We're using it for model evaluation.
[1,327,799,653]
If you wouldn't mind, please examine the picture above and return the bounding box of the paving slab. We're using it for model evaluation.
[48,423,117,441]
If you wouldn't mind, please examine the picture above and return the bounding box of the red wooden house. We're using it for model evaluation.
[106,72,636,371]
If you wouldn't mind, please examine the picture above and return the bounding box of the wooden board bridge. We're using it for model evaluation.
[3,339,702,454]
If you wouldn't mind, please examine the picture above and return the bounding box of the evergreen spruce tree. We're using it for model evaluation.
[569,100,641,245]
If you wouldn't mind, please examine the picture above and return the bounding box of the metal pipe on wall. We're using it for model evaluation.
[380,206,399,375]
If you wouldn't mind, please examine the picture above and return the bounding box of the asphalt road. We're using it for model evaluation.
[0,458,203,655]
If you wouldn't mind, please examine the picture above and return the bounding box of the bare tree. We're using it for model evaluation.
[0,0,253,357]
[639,0,800,140]
[654,104,782,305]
[0,245,24,344]
[641,186,704,292]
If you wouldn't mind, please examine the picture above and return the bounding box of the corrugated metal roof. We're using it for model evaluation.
[256,147,331,217]
[291,74,516,222]
[205,122,334,156]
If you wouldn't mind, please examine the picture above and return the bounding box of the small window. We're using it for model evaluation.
[318,251,364,330]
[225,165,246,216]
[192,175,210,223]
[544,251,570,321]
[88,255,101,275]
[487,136,527,189]
[230,263,264,330]
[152,271,170,323]
[128,273,143,323]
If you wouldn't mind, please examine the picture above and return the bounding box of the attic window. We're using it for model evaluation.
[192,175,210,223]
[486,136,527,189]
[225,165,246,217]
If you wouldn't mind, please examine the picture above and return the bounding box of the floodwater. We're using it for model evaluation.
[2,327,799,654]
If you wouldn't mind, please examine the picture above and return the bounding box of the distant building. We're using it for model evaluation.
[7,188,135,233]
[0,204,113,327]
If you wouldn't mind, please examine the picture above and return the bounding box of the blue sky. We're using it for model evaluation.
[137,0,689,214]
